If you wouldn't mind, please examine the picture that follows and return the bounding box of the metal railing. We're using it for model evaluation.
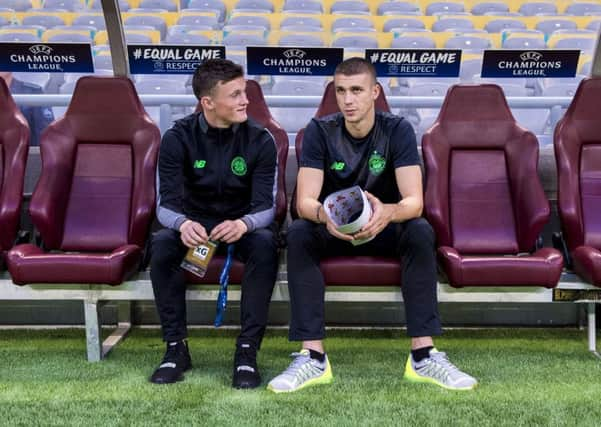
[13,94,574,135]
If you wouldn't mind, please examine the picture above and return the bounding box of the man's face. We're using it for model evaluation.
[204,76,248,127]
[334,72,379,125]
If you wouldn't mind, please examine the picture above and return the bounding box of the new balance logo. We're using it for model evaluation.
[330,161,345,171]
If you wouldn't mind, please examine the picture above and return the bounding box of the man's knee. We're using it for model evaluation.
[245,228,278,263]
[287,219,318,251]
[403,218,436,252]
[150,229,184,267]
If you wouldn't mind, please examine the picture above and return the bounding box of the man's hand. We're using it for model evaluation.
[210,219,248,244]
[323,207,354,242]
[353,192,393,241]
[179,220,209,248]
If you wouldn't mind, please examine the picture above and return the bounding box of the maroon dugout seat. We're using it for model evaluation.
[0,78,29,263]
[6,76,160,285]
[554,77,601,287]
[293,80,402,286]
[189,79,288,284]
[423,84,563,288]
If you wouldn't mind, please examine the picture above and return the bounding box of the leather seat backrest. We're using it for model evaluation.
[0,78,29,250]
[195,79,289,225]
[554,77,601,251]
[31,76,160,251]
[423,84,548,254]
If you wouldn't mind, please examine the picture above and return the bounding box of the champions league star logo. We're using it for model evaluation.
[29,45,53,55]
[520,51,543,62]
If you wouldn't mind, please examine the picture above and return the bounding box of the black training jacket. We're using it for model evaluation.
[156,112,277,232]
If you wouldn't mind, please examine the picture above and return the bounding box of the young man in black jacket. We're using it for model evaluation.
[150,59,279,389]
[268,58,477,393]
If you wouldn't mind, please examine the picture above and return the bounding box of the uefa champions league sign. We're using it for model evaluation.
[481,50,580,78]
[0,42,94,73]
[246,47,343,76]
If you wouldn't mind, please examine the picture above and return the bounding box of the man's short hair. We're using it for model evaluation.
[334,57,377,84]
[192,58,244,99]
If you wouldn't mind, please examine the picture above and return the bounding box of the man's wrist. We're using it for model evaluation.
[316,204,324,224]
[177,218,190,232]
[238,217,251,233]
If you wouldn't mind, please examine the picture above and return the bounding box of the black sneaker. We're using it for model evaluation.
[232,343,261,389]
[149,340,192,384]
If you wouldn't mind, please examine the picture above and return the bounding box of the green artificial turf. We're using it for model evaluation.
[1,328,600,426]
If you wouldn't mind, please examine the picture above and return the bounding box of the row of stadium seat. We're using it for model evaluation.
[3,11,601,32]
[6,0,601,16]
[1,74,600,290]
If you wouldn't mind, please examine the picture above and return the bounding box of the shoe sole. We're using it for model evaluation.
[403,358,478,391]
[267,361,334,394]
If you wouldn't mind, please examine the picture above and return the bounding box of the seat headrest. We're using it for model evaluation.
[563,77,601,121]
[436,84,514,122]
[243,79,271,124]
[315,80,390,118]
[0,78,19,115]
[66,76,146,116]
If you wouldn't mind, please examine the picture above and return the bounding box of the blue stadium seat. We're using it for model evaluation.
[3,0,32,11]
[553,36,596,53]
[535,19,579,36]
[280,15,323,30]
[425,1,464,15]
[233,0,274,13]
[391,35,435,49]
[222,31,267,48]
[23,13,67,28]
[0,31,40,42]
[124,15,168,39]
[432,17,474,32]
[445,35,491,51]
[332,34,378,48]
[43,0,86,10]
[518,2,557,15]
[485,18,527,33]
[164,32,210,43]
[565,2,601,15]
[227,14,271,30]
[176,14,219,28]
[282,0,322,13]
[383,17,425,32]
[330,0,370,14]
[471,1,509,15]
[502,36,546,49]
[332,16,375,32]
[47,31,93,43]
[378,1,420,15]
[278,33,324,46]
[138,0,177,11]
[186,0,226,21]
[72,14,105,30]
[586,19,601,31]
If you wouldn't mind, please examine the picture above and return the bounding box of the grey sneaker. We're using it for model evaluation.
[404,349,478,390]
[267,349,333,393]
